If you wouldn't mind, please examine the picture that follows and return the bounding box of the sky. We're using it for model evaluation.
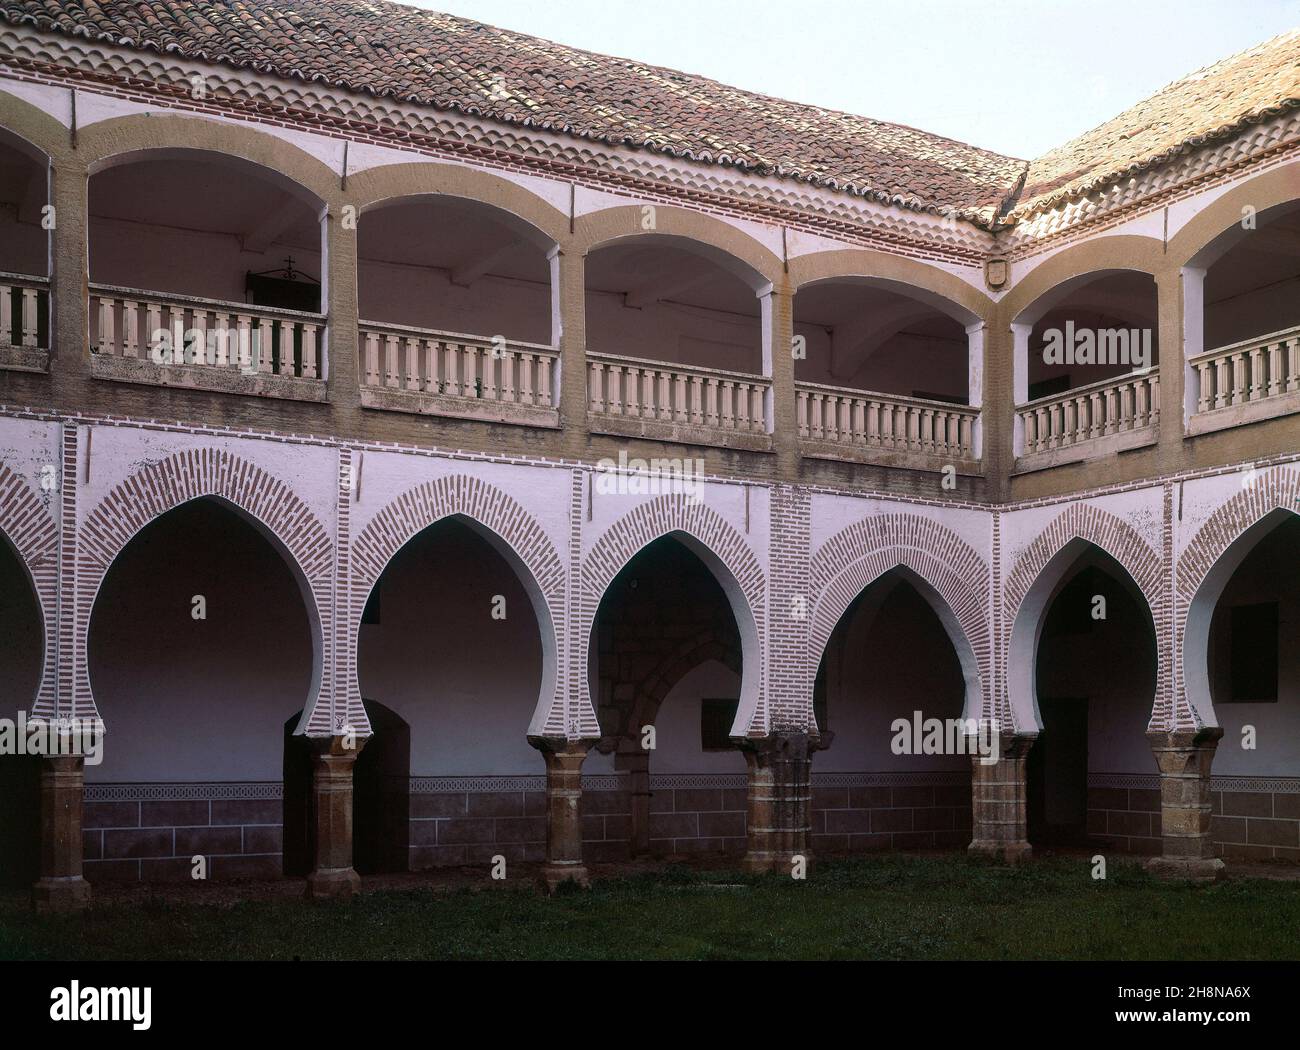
[416,0,1300,159]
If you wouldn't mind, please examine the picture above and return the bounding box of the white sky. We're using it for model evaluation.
[415,0,1300,159]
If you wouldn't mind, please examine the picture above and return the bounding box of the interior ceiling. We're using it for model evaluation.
[1207,207,1300,303]
[795,281,962,336]
[584,242,759,316]
[357,197,550,284]
[88,157,321,251]
[0,138,42,210]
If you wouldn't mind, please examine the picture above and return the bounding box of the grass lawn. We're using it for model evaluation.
[2,854,1297,961]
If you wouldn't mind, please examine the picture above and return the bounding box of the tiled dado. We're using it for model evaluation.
[1088,774,1300,862]
[81,772,982,880]
[81,783,283,882]
[810,772,974,853]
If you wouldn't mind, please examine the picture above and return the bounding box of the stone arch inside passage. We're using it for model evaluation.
[584,533,752,856]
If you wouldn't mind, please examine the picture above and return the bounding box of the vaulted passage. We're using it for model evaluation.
[0,532,43,887]
[584,535,748,859]
[0,127,50,352]
[355,517,546,870]
[85,498,316,881]
[1197,512,1300,861]
[812,570,973,853]
[1026,552,1157,853]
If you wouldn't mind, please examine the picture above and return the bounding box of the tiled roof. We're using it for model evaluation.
[1,3,1298,228]
[0,0,1027,222]
[1015,29,1300,217]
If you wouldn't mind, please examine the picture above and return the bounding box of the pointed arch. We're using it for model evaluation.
[1005,503,1163,732]
[582,495,766,738]
[810,513,990,721]
[348,475,566,739]
[78,449,334,728]
[1177,465,1300,727]
[0,463,58,717]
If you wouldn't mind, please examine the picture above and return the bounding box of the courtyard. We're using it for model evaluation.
[3,854,1297,962]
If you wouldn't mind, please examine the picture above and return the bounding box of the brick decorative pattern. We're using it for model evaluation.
[81,791,283,882]
[77,448,336,727]
[1003,502,1164,730]
[809,512,991,718]
[768,485,813,731]
[1174,465,1300,729]
[0,460,58,717]
[580,494,768,735]
[347,473,568,737]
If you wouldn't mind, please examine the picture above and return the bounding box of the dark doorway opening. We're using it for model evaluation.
[353,700,410,875]
[281,699,410,878]
[1027,697,1088,845]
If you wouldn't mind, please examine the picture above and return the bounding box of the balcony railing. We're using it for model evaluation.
[1188,326,1300,435]
[359,321,559,427]
[587,351,771,450]
[0,272,49,371]
[89,285,327,400]
[1017,368,1159,460]
[796,382,978,461]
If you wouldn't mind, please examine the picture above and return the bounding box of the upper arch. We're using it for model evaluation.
[346,160,569,249]
[1003,236,1164,325]
[78,449,335,731]
[348,474,567,739]
[581,495,767,738]
[0,462,58,718]
[810,513,990,719]
[75,113,339,206]
[575,204,782,292]
[1004,503,1163,732]
[789,248,990,324]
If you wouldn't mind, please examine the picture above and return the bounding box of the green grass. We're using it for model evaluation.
[2,855,1297,961]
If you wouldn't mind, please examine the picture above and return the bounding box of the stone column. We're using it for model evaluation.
[1146,728,1224,882]
[32,756,90,912]
[531,737,591,891]
[739,731,815,874]
[306,736,365,900]
[968,732,1035,863]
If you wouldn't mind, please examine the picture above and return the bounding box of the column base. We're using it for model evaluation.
[32,875,90,912]
[538,863,590,893]
[968,839,1033,864]
[305,866,361,900]
[1145,855,1225,883]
